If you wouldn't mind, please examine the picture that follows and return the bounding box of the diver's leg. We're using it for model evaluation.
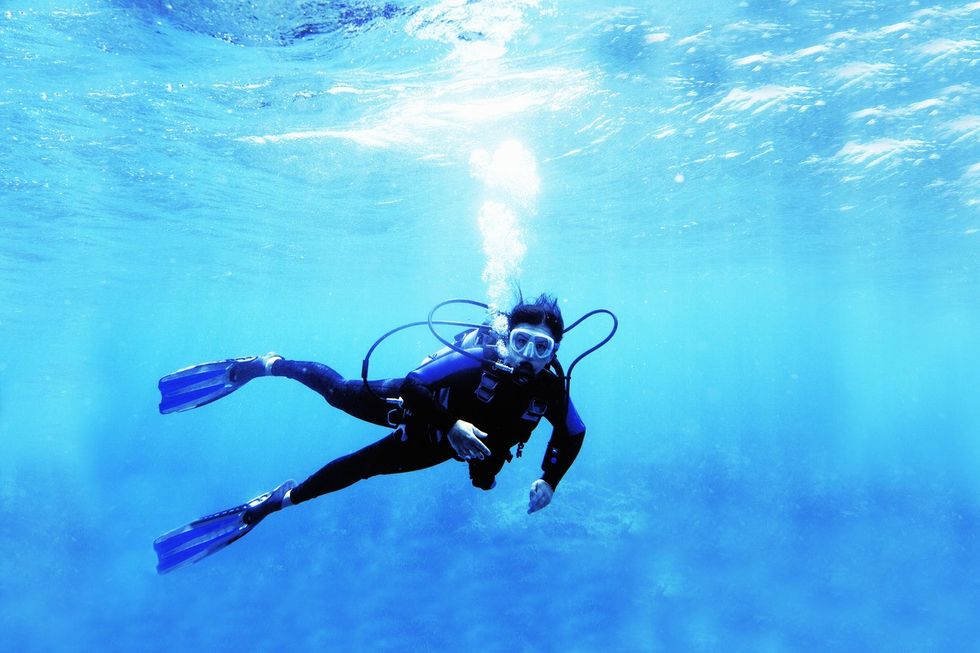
[289,431,452,504]
[270,359,345,400]
[271,359,400,426]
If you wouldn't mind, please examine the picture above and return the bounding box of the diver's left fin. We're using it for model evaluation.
[157,357,256,414]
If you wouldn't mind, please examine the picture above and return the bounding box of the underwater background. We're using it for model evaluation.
[2,0,979,651]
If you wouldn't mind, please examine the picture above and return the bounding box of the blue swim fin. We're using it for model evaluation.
[157,357,256,414]
[153,480,295,575]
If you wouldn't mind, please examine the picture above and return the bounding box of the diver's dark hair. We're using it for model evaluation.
[509,292,564,342]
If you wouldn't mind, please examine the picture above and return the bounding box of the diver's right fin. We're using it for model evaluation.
[153,479,295,574]
[153,503,253,574]
[157,357,256,414]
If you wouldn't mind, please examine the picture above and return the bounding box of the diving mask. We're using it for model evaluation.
[508,327,557,360]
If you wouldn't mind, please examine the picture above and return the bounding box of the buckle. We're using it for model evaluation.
[474,372,499,403]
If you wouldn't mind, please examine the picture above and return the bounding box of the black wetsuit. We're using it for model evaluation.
[271,349,586,504]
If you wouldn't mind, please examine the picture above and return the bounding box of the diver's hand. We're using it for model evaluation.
[527,479,554,514]
[447,420,491,461]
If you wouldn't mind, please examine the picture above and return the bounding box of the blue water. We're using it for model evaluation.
[2,1,979,651]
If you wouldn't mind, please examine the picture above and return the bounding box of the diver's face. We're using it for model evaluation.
[505,322,558,376]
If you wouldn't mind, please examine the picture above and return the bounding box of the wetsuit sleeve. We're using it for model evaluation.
[400,375,457,434]
[540,397,586,490]
[399,351,482,434]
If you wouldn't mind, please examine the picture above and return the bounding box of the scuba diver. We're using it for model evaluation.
[153,293,616,574]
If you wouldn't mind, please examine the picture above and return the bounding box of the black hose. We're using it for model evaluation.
[360,300,619,412]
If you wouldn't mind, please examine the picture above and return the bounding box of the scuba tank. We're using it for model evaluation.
[416,325,496,368]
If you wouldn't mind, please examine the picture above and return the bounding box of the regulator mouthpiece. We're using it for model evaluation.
[513,361,535,386]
